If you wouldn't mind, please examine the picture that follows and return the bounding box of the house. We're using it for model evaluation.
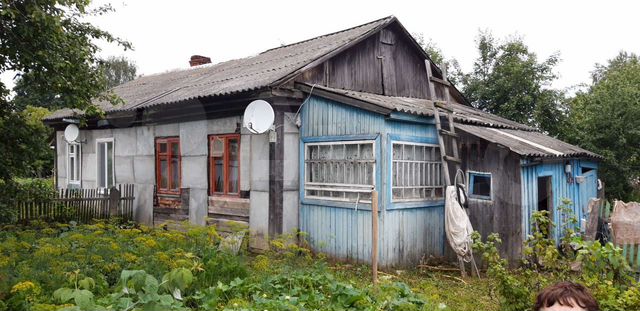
[44,16,602,266]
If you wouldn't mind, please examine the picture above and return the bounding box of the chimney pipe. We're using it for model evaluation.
[189,55,211,67]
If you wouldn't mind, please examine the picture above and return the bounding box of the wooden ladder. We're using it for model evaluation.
[425,61,480,278]
[425,61,460,186]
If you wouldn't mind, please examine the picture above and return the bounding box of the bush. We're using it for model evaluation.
[0,178,56,223]
[473,202,640,311]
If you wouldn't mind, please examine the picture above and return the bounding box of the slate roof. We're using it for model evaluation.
[45,16,396,120]
[297,84,601,159]
[455,124,603,159]
[301,83,537,131]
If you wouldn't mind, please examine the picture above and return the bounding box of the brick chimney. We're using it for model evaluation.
[189,55,211,67]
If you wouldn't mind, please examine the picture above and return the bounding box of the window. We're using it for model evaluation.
[392,142,444,201]
[469,172,492,200]
[304,140,375,203]
[156,137,181,194]
[96,139,115,188]
[209,134,240,195]
[67,143,81,185]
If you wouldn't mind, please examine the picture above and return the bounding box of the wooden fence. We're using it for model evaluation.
[16,184,134,223]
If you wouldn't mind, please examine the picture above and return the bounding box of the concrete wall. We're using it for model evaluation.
[55,115,274,229]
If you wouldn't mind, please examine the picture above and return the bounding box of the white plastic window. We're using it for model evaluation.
[67,143,81,185]
[96,139,115,188]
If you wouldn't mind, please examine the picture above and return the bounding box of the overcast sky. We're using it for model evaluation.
[4,0,640,93]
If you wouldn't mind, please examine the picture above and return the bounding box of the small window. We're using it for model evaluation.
[304,140,375,203]
[67,143,81,185]
[156,137,181,194]
[209,134,240,196]
[469,172,492,200]
[96,139,114,188]
[391,141,444,201]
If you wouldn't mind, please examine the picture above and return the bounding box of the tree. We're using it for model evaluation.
[460,31,564,135]
[411,32,464,86]
[0,0,129,184]
[561,52,640,200]
[101,56,137,89]
[11,56,137,111]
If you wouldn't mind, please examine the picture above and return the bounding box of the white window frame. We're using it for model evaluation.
[96,138,115,189]
[304,140,376,203]
[467,170,493,201]
[67,142,82,186]
[391,141,444,202]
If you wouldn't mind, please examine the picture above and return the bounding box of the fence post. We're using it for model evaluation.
[109,187,121,217]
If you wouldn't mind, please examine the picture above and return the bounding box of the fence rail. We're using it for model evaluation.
[16,184,134,223]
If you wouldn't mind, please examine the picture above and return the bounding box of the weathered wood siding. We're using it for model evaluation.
[296,22,463,103]
[521,159,599,241]
[299,95,444,267]
[458,132,523,260]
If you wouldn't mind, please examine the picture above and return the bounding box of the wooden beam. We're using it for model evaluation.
[430,76,450,86]
[371,190,379,284]
[295,83,393,115]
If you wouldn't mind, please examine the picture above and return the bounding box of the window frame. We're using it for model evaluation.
[96,138,115,189]
[155,137,181,195]
[208,134,241,196]
[390,140,444,203]
[299,134,381,210]
[468,171,492,201]
[67,142,82,186]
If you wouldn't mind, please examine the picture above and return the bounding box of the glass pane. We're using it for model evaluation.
[319,145,331,160]
[170,157,180,190]
[160,160,168,189]
[171,142,179,156]
[69,157,75,181]
[393,144,402,160]
[228,138,239,193]
[107,142,114,187]
[159,142,167,153]
[360,143,373,159]
[211,137,224,157]
[345,144,358,160]
[214,157,223,192]
[472,175,491,197]
[97,143,106,187]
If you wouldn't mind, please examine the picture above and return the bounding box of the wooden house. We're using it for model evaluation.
[45,16,601,266]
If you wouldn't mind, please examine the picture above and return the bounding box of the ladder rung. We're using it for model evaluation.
[430,76,450,86]
[439,129,459,138]
[442,155,461,164]
[434,101,453,112]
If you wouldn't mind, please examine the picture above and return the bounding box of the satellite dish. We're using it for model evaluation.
[243,100,274,134]
[64,124,79,142]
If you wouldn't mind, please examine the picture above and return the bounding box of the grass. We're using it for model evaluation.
[328,262,499,311]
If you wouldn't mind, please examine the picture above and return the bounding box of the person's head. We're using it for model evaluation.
[535,282,599,311]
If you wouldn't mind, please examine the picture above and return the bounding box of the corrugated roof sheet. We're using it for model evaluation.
[305,84,537,131]
[45,16,396,120]
[456,124,602,159]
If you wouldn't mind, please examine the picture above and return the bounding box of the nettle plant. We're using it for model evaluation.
[473,199,640,311]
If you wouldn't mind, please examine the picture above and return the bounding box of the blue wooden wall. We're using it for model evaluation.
[521,159,599,241]
[299,96,444,267]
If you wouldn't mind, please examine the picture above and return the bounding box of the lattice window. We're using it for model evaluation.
[67,143,81,185]
[304,140,375,203]
[391,142,444,201]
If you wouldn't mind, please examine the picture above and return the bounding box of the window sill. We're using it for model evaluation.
[388,199,444,210]
[301,198,373,211]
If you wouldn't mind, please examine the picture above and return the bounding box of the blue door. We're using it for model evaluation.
[578,168,598,220]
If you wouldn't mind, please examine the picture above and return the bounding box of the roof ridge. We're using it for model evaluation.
[260,15,395,54]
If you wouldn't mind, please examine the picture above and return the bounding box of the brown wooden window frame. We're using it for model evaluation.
[209,134,241,196]
[155,137,181,195]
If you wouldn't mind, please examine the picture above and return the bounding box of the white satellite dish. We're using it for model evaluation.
[64,124,79,142]
[243,100,274,134]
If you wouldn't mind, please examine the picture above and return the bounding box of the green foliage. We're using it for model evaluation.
[100,56,137,89]
[473,202,640,311]
[0,222,446,311]
[561,52,640,201]
[460,31,564,135]
[0,178,56,223]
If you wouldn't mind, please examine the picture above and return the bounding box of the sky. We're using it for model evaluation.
[3,0,640,93]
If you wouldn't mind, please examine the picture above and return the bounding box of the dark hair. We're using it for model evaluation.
[535,282,600,311]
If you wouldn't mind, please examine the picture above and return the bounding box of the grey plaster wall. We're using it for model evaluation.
[54,115,267,228]
[249,132,270,249]
[282,112,300,234]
